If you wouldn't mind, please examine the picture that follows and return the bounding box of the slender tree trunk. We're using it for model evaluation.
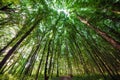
[86,48,106,79]
[35,41,47,80]
[19,46,35,75]
[24,44,40,75]
[48,41,54,79]
[65,41,73,76]
[88,32,120,76]
[84,35,118,80]
[0,17,41,69]
[51,51,56,78]
[44,40,51,80]
[0,37,15,54]
[56,49,60,77]
[77,16,120,50]
[0,26,27,55]
[72,25,117,79]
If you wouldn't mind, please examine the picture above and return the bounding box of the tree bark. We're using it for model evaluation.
[48,41,54,78]
[0,17,41,69]
[77,16,120,50]
[0,26,26,54]
[44,40,51,80]
[24,44,40,75]
[35,41,47,80]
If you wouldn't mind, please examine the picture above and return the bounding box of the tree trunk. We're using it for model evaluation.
[0,17,41,69]
[65,41,73,76]
[44,40,51,80]
[35,41,47,80]
[24,44,40,75]
[0,37,15,54]
[48,41,54,78]
[77,16,120,50]
[0,26,27,54]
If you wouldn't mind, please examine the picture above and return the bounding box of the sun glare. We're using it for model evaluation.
[57,9,70,17]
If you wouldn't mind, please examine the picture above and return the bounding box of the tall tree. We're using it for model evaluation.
[77,16,120,50]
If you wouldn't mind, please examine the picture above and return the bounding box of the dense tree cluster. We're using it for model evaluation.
[0,0,120,80]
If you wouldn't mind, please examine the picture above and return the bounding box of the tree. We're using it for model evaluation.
[0,0,119,80]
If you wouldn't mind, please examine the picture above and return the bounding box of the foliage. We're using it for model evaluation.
[0,0,120,80]
[1,0,20,5]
